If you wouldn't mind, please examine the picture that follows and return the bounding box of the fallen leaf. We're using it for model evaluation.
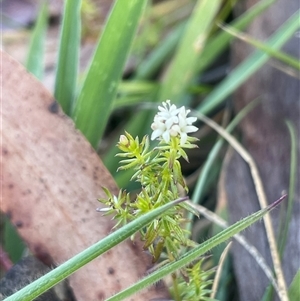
[0,50,168,301]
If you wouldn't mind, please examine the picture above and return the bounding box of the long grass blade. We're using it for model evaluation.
[197,11,300,115]
[54,0,81,115]
[219,23,300,70]
[288,270,300,300]
[73,0,147,148]
[158,0,222,104]
[103,0,274,174]
[196,0,275,75]
[25,2,48,79]
[191,99,260,210]
[135,22,186,80]
[4,197,187,301]
[105,196,286,301]
[192,111,289,300]
[189,201,280,296]
[279,121,298,256]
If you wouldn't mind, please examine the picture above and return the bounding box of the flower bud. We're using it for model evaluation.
[119,135,129,146]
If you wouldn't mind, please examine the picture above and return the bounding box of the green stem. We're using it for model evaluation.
[172,273,181,301]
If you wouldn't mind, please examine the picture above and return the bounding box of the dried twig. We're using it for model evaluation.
[210,242,232,299]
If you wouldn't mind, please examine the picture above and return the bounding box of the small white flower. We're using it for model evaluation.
[151,100,198,145]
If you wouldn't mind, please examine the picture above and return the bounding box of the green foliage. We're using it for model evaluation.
[158,0,222,103]
[197,10,300,115]
[3,199,185,301]
[220,23,300,71]
[106,195,285,301]
[196,0,276,78]
[72,0,147,148]
[54,0,81,115]
[177,259,215,301]
[11,0,297,300]
[25,1,48,79]
[278,121,298,257]
[99,124,198,262]
[288,270,300,300]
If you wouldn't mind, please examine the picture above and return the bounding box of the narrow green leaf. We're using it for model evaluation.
[278,120,298,256]
[196,0,275,75]
[73,0,147,148]
[103,0,273,174]
[159,0,222,103]
[103,0,275,180]
[135,22,186,80]
[214,0,238,26]
[188,99,260,229]
[4,197,187,301]
[104,0,222,174]
[220,23,300,70]
[197,11,300,115]
[54,0,81,115]
[112,81,158,110]
[25,1,48,79]
[288,270,300,300]
[137,0,274,84]
[106,196,286,301]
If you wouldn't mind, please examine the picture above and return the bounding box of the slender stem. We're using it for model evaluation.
[172,273,181,301]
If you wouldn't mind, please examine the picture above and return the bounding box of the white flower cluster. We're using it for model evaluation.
[151,100,198,145]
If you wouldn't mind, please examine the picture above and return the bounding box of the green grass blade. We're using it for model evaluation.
[112,84,158,112]
[158,0,222,104]
[214,0,238,26]
[113,81,158,109]
[189,99,260,225]
[220,23,300,70]
[73,0,147,148]
[4,198,186,301]
[54,0,81,115]
[278,121,298,257]
[135,22,186,80]
[288,270,300,300]
[103,0,273,174]
[25,2,48,79]
[137,0,274,83]
[105,196,286,301]
[197,0,275,75]
[197,11,300,115]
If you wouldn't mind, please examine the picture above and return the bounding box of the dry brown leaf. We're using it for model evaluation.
[0,50,169,301]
